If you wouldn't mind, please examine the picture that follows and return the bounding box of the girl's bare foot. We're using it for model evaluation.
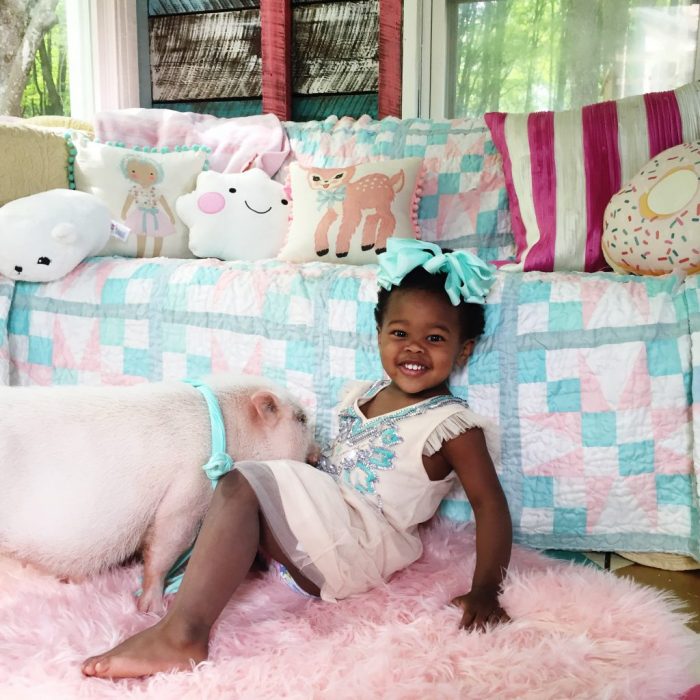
[81,617,209,679]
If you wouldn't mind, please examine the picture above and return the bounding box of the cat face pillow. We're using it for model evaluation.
[278,158,423,265]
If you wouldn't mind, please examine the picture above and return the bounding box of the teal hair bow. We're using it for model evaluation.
[376,238,496,305]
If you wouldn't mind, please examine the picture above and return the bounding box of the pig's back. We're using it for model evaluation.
[0,382,212,575]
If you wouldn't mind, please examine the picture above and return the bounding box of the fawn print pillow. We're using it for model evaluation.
[70,135,208,258]
[278,157,423,265]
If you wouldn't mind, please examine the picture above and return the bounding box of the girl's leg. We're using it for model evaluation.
[82,470,262,679]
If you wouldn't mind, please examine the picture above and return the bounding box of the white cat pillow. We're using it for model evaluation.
[176,169,290,261]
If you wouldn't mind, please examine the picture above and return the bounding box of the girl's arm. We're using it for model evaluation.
[158,194,175,223]
[440,427,512,630]
[121,193,135,220]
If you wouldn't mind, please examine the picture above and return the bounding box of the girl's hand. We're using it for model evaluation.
[451,588,510,631]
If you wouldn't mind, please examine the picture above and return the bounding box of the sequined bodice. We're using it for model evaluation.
[317,381,473,526]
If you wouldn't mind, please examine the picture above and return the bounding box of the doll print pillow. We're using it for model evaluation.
[278,157,423,265]
[602,141,700,275]
[70,134,208,258]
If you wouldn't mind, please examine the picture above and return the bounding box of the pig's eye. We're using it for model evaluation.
[295,411,307,425]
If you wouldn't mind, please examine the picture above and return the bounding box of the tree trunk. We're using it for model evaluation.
[0,0,60,116]
[38,33,63,114]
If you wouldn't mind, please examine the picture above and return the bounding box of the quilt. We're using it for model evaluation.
[0,258,697,558]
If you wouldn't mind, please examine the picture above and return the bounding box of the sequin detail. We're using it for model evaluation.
[318,382,471,505]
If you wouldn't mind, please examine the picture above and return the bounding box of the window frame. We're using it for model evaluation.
[64,0,143,120]
[403,0,700,120]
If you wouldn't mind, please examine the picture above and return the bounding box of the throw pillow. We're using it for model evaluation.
[484,80,700,272]
[277,157,423,264]
[0,121,70,206]
[70,135,207,258]
[602,141,700,275]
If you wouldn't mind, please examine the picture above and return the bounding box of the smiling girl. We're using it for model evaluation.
[82,238,512,679]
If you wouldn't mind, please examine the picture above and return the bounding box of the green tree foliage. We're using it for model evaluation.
[20,0,69,117]
[449,0,698,117]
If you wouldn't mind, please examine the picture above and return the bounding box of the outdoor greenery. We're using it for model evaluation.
[20,0,69,117]
[449,0,698,117]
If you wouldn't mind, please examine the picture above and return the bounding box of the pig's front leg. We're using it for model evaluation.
[138,479,210,614]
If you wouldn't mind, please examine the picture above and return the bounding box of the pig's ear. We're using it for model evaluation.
[251,390,281,425]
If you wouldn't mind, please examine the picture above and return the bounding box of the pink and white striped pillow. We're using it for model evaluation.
[485,81,700,272]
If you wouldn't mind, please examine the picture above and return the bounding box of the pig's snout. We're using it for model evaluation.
[306,442,322,466]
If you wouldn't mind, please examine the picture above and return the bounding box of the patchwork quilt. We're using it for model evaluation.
[0,258,697,559]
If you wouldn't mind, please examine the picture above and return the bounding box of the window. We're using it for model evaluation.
[17,0,70,117]
[404,0,700,119]
[3,0,140,120]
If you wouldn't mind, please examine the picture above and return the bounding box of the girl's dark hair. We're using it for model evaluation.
[374,264,486,341]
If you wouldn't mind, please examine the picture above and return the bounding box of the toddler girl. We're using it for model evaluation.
[82,238,512,679]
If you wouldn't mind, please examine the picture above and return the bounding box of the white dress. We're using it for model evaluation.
[235,380,488,601]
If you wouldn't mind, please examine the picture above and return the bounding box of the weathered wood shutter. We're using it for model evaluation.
[145,0,402,120]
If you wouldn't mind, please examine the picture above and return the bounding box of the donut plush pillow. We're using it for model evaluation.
[602,142,700,275]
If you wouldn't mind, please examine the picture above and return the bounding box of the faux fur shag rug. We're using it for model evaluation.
[1,521,697,700]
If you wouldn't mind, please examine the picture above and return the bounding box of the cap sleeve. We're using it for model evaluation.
[422,407,490,456]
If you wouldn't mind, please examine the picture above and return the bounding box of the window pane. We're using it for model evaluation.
[20,0,70,118]
[447,0,699,117]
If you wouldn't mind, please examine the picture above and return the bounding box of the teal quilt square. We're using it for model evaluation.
[8,308,29,335]
[356,302,378,335]
[582,412,616,447]
[547,379,581,412]
[52,367,78,384]
[286,341,312,371]
[476,210,497,235]
[460,154,484,172]
[330,277,360,301]
[618,440,655,475]
[517,349,546,383]
[548,302,583,332]
[419,194,439,220]
[162,325,186,353]
[438,173,460,195]
[523,476,554,508]
[187,354,211,378]
[646,339,682,376]
[28,336,52,366]
[553,507,587,534]
[101,279,128,304]
[123,348,150,377]
[130,263,162,279]
[656,474,692,506]
[519,281,551,304]
[355,349,382,380]
[468,351,499,385]
[191,267,222,286]
[404,145,427,158]
[100,318,124,346]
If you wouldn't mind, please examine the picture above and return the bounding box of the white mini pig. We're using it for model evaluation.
[0,374,315,613]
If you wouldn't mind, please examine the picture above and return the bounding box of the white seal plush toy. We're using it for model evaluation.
[176,168,290,261]
[0,188,112,282]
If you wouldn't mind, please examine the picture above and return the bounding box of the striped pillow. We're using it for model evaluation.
[485,81,700,272]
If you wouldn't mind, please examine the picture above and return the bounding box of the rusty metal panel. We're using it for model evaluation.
[292,0,378,95]
[150,10,262,100]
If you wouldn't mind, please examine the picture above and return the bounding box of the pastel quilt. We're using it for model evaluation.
[0,258,697,559]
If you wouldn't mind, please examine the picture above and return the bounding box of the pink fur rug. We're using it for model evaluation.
[1,521,697,699]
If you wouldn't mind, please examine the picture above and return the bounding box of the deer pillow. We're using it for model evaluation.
[176,169,290,260]
[278,157,423,264]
